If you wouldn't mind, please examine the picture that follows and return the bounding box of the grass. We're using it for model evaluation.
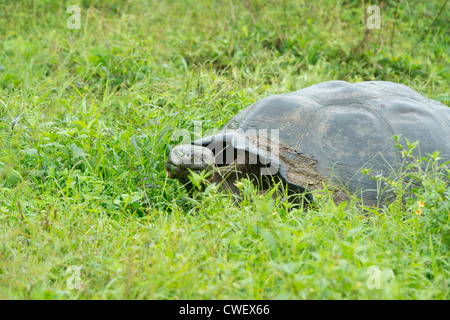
[0,0,449,299]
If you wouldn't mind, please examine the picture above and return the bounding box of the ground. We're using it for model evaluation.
[0,0,448,299]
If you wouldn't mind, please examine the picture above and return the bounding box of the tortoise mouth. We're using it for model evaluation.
[165,162,211,179]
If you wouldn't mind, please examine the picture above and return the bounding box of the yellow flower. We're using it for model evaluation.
[417,200,424,208]
[415,208,422,216]
[310,288,314,292]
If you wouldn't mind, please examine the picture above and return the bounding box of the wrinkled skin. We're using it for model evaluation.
[165,145,215,184]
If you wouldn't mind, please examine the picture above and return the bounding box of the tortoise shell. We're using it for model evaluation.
[194,81,450,206]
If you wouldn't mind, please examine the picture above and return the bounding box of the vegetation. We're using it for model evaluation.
[0,0,448,299]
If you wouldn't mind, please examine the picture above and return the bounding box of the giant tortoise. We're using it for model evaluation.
[166,81,450,207]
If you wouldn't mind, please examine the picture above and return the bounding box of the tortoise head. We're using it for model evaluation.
[165,133,238,186]
[166,132,313,207]
[166,132,248,187]
[165,144,215,184]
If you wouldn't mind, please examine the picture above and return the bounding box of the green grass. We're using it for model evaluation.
[0,0,448,299]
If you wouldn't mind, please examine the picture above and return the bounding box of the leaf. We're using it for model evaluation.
[21,148,39,157]
[70,143,89,158]
[261,230,277,251]
[346,225,364,238]
[336,200,348,212]
[72,120,89,131]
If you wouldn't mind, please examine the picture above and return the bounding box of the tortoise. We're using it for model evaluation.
[166,81,450,207]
